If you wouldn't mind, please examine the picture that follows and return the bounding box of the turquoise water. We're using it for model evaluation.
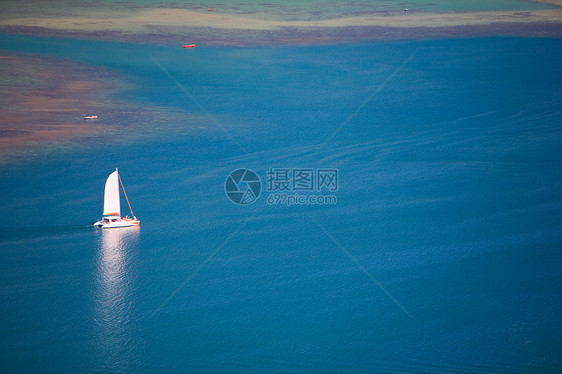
[0,0,558,21]
[1,34,562,372]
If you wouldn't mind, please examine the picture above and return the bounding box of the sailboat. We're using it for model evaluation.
[93,168,140,228]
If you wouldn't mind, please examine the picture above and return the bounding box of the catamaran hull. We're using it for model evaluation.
[93,218,140,229]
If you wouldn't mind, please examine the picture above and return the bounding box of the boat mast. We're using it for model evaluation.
[117,168,136,219]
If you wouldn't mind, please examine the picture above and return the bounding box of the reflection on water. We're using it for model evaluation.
[93,227,140,372]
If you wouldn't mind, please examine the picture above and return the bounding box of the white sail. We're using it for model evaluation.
[103,169,121,216]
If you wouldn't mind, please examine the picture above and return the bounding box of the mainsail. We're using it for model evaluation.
[103,169,121,216]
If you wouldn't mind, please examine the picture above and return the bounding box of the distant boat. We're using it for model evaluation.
[183,44,196,48]
[94,168,140,229]
[208,8,214,12]
[84,115,98,120]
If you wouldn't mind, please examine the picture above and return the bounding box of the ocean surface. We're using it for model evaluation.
[1,32,562,372]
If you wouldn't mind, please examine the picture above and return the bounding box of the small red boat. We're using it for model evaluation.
[208,8,214,12]
[183,44,196,48]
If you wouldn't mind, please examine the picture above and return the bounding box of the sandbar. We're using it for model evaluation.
[1,7,561,45]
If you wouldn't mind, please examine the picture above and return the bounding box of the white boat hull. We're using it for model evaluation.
[94,217,140,229]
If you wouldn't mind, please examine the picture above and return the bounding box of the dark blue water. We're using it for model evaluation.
[1,35,561,372]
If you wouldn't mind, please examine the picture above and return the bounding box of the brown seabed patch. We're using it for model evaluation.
[0,54,107,159]
[0,52,221,164]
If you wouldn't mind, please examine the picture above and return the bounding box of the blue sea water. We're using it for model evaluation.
[1,35,562,372]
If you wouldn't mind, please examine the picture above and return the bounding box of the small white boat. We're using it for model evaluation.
[94,168,140,229]
[84,115,98,120]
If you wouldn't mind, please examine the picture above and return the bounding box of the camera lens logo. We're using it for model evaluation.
[225,169,261,205]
